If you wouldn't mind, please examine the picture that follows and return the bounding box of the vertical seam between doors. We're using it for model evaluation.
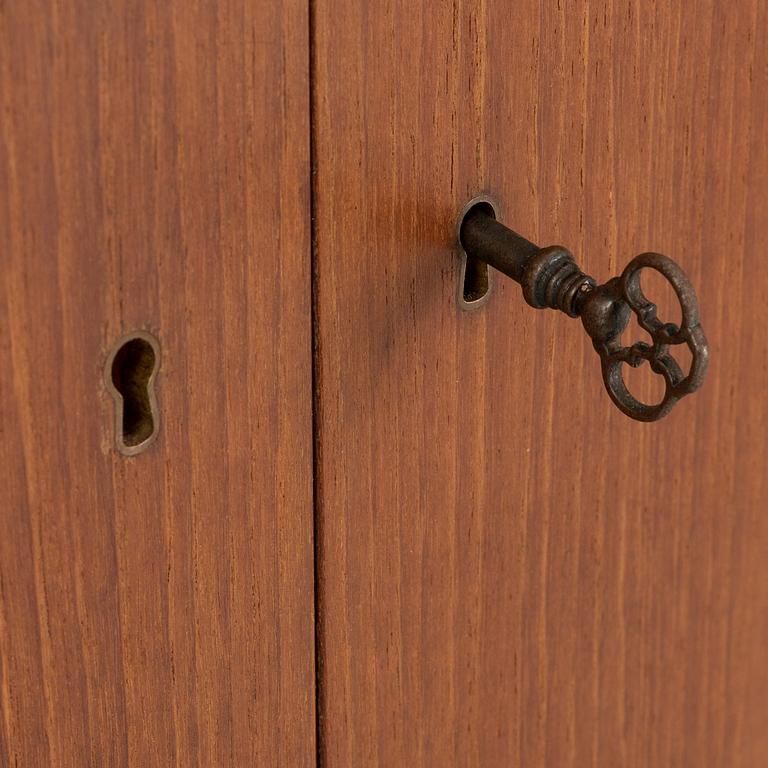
[308,0,325,764]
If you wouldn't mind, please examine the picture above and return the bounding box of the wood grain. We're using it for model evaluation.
[312,1,768,765]
[0,2,315,765]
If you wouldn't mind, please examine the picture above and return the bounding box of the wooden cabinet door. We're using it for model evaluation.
[312,1,768,766]
[1,3,314,765]
[4,2,768,767]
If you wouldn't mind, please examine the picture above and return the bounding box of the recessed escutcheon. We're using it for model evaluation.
[105,331,160,456]
[457,195,500,310]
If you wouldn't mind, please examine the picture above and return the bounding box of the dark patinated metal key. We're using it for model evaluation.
[459,199,709,422]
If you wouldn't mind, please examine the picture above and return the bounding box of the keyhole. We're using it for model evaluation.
[457,195,499,309]
[106,332,160,455]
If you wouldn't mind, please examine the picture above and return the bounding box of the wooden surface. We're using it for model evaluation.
[312,1,768,766]
[0,2,315,765]
[3,2,768,766]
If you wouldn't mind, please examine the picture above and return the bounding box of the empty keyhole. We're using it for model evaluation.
[107,333,159,454]
[458,198,497,308]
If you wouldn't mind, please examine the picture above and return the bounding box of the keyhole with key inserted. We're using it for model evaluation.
[106,332,160,455]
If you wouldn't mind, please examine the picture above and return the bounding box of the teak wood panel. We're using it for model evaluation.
[312,1,768,766]
[0,2,314,765]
